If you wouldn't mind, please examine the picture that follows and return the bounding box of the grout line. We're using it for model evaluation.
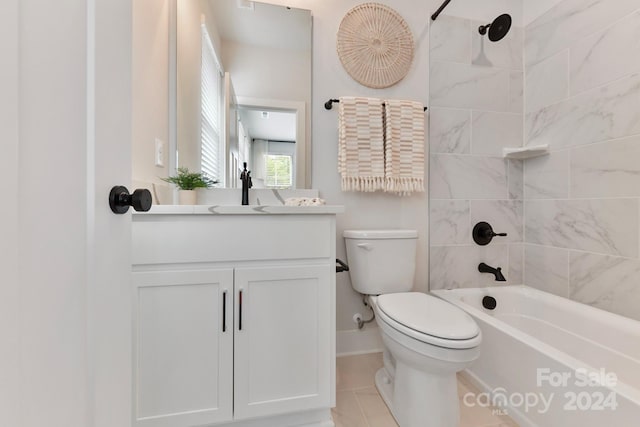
[525,70,640,113]
[352,390,373,427]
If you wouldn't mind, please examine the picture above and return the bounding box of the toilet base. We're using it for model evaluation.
[374,365,459,427]
[374,368,399,424]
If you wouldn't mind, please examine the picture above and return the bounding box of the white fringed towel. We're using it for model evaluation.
[383,99,426,195]
[338,96,386,192]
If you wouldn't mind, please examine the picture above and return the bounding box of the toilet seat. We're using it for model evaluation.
[374,292,481,349]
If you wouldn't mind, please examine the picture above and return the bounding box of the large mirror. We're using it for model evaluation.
[175,0,312,189]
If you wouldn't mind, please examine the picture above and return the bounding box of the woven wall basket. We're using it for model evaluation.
[337,3,414,89]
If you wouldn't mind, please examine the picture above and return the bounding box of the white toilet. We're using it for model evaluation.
[343,230,482,427]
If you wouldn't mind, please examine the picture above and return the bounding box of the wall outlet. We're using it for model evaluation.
[155,138,164,167]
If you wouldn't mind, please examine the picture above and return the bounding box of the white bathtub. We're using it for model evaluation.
[433,285,640,427]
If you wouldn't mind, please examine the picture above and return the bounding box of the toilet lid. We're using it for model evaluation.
[377,292,479,340]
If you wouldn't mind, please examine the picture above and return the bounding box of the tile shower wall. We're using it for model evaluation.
[523,0,640,321]
[429,14,525,290]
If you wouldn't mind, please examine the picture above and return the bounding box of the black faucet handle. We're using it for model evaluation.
[473,222,507,245]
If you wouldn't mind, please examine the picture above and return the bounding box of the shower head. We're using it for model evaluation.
[478,13,512,42]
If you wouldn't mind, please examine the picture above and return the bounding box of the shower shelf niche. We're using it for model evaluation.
[502,144,549,160]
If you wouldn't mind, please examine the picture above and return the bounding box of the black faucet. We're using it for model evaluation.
[240,162,252,205]
[478,263,506,281]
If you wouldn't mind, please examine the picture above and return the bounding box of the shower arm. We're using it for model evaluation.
[431,0,452,21]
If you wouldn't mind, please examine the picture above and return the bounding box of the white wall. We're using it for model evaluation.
[222,41,310,104]
[132,0,171,204]
[257,0,431,344]
[0,0,19,424]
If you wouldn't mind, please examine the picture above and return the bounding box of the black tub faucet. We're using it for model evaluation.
[478,263,506,282]
[240,162,252,205]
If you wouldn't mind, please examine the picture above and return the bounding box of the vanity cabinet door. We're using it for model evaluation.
[233,264,332,420]
[133,269,234,427]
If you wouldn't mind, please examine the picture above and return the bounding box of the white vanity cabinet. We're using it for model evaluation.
[134,268,234,427]
[131,208,340,427]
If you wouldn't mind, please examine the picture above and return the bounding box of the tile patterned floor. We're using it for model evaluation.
[333,353,519,427]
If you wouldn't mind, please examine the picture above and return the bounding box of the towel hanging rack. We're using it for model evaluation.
[325,98,427,111]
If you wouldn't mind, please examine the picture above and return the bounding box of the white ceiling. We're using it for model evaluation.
[208,0,311,51]
[238,107,296,142]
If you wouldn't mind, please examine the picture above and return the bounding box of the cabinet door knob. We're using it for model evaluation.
[109,186,152,214]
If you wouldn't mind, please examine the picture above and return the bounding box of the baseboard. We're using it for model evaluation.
[336,327,384,357]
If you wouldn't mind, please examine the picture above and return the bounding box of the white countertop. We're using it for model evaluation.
[133,205,345,215]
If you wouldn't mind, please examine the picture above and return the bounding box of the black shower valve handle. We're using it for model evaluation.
[473,222,507,246]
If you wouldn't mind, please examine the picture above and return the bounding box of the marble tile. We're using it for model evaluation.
[525,0,566,26]
[430,155,509,199]
[430,245,510,289]
[524,244,570,297]
[198,188,318,205]
[470,200,523,243]
[472,111,523,156]
[524,199,639,257]
[525,74,640,149]
[433,0,523,26]
[430,15,471,64]
[429,107,471,154]
[354,388,399,427]
[508,71,524,113]
[570,135,640,198]
[509,244,524,285]
[430,200,471,246]
[570,251,640,321]
[508,159,524,200]
[524,150,569,199]
[525,50,569,112]
[471,23,523,70]
[431,61,511,111]
[525,0,640,66]
[570,11,640,96]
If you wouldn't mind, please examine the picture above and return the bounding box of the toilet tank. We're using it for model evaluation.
[343,230,418,295]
